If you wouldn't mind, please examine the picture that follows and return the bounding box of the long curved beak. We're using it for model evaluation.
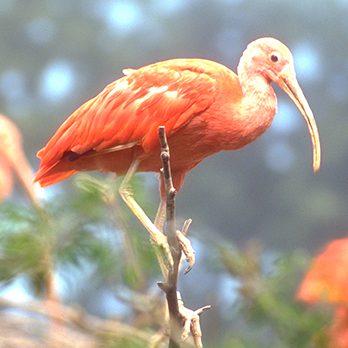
[277,67,321,173]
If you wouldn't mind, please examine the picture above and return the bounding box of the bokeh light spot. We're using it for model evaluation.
[39,60,76,102]
[293,42,321,82]
[97,1,143,35]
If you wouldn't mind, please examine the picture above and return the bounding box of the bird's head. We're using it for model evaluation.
[240,37,321,173]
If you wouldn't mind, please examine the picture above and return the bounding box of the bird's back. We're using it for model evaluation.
[35,58,242,187]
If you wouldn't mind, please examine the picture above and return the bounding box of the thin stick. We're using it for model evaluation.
[157,126,182,348]
[157,126,210,348]
[158,128,181,265]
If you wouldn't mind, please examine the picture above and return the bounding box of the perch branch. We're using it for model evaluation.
[157,126,182,348]
[157,126,210,348]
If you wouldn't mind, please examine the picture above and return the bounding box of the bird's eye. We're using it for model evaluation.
[270,53,279,63]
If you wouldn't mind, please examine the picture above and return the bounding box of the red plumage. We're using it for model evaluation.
[35,59,242,189]
[35,38,321,191]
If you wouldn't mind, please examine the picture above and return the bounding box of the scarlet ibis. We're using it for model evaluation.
[35,37,321,243]
[0,114,39,204]
[297,238,348,305]
[297,239,348,348]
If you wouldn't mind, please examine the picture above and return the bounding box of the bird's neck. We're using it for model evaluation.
[223,65,278,149]
[237,60,276,108]
[239,74,277,115]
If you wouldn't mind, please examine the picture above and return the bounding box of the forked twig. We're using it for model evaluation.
[157,126,182,348]
[157,126,210,348]
[177,292,211,348]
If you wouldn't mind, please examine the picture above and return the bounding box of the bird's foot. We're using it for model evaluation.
[177,291,211,348]
[176,230,195,274]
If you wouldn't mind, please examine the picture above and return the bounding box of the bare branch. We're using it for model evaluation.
[158,128,180,262]
[157,126,210,348]
[158,126,182,347]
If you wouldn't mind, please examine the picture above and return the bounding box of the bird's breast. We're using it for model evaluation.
[210,89,277,150]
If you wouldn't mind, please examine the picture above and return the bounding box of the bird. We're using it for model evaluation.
[34,37,321,245]
[0,114,39,205]
[297,238,348,305]
[297,238,348,348]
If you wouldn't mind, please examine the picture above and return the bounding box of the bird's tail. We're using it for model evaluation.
[34,161,77,187]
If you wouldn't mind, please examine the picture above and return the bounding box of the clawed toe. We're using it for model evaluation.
[176,230,195,273]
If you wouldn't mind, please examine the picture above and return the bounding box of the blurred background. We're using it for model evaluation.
[0,0,347,347]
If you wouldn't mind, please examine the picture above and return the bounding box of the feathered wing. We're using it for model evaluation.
[35,59,237,186]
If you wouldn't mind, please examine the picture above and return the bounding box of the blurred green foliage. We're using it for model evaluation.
[216,244,330,347]
[0,174,335,347]
[0,174,159,295]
